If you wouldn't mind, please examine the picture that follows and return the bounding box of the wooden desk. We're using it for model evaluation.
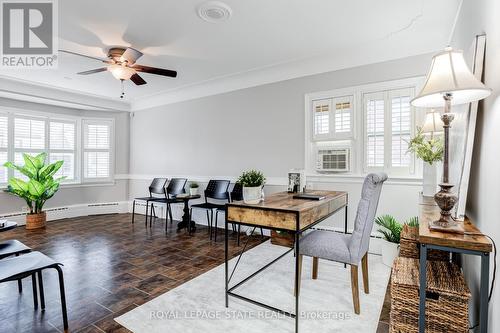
[418,196,492,333]
[224,191,348,333]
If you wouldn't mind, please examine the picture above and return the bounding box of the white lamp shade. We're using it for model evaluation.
[421,110,444,134]
[411,47,491,107]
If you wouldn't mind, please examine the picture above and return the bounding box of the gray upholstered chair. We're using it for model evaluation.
[296,172,388,314]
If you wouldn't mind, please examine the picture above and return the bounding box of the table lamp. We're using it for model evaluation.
[411,47,491,233]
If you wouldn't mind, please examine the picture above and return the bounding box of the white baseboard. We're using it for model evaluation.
[0,201,130,225]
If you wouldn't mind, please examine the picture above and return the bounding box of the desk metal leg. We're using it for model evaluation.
[480,252,490,333]
[225,217,229,308]
[418,244,427,333]
[344,205,348,268]
[295,231,300,333]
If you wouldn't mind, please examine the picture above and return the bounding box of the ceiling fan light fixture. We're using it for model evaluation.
[197,1,232,23]
[108,64,136,80]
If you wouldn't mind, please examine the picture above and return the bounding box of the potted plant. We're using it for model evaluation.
[407,128,444,197]
[237,169,266,204]
[3,153,64,230]
[189,182,199,196]
[375,215,403,267]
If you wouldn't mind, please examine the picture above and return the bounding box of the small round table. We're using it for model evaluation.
[0,221,18,232]
[173,194,201,231]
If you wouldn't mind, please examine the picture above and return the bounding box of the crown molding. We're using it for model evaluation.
[0,75,130,112]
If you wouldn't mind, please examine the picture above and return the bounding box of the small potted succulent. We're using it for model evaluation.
[237,169,266,204]
[189,182,199,196]
[375,215,403,267]
[3,153,64,230]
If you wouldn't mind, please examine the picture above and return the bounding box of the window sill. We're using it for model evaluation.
[0,180,119,191]
[305,172,423,185]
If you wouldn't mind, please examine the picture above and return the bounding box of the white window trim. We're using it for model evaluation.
[82,118,115,183]
[0,107,115,187]
[304,76,426,179]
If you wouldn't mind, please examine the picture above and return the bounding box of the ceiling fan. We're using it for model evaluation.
[60,47,177,98]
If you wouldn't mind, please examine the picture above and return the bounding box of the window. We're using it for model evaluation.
[312,96,353,140]
[363,87,414,173]
[0,114,8,183]
[83,120,112,180]
[0,110,114,186]
[49,121,76,180]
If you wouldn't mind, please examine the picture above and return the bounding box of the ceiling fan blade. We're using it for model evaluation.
[121,47,143,65]
[130,73,147,85]
[59,50,112,64]
[77,68,108,75]
[133,64,177,78]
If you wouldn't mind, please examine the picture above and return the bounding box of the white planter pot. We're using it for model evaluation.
[243,186,263,204]
[381,241,399,267]
[189,188,198,196]
[422,162,438,197]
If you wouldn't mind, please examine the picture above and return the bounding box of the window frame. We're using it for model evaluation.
[0,112,9,184]
[311,94,355,141]
[82,118,115,183]
[0,107,114,187]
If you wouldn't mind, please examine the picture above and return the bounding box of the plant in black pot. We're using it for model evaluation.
[237,170,266,204]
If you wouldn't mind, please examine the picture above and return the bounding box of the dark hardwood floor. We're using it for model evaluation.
[0,213,391,333]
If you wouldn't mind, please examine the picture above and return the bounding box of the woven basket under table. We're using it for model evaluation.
[399,225,450,261]
[390,257,470,333]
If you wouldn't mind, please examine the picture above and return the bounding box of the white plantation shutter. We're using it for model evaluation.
[14,117,45,150]
[313,99,331,137]
[334,98,352,133]
[49,121,76,180]
[390,90,412,167]
[83,120,112,180]
[365,93,385,167]
[0,115,7,183]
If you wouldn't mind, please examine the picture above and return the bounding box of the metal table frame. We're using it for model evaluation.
[224,203,347,333]
[419,243,490,333]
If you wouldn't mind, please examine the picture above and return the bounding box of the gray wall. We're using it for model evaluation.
[130,53,431,177]
[453,0,500,331]
[129,54,431,232]
[0,98,130,214]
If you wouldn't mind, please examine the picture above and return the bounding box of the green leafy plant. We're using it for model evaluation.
[237,169,266,187]
[3,153,64,214]
[190,182,199,188]
[375,215,403,244]
[405,216,419,227]
[407,128,444,165]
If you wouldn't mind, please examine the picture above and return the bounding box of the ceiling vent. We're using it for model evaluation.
[197,1,232,23]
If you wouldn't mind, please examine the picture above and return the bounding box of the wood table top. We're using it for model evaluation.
[227,191,347,212]
[227,191,347,231]
[418,195,492,253]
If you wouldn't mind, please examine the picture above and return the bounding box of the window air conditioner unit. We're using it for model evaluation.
[316,148,350,172]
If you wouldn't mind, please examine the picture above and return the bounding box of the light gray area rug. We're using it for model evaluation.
[115,241,390,333]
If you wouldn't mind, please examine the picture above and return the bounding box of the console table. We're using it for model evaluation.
[224,190,348,333]
[418,196,492,333]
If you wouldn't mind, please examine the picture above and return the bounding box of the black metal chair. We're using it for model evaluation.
[0,240,32,293]
[190,180,230,239]
[215,183,264,244]
[131,178,168,225]
[149,178,187,229]
[0,251,68,331]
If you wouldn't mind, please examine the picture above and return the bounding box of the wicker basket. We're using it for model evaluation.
[400,225,450,261]
[390,257,470,333]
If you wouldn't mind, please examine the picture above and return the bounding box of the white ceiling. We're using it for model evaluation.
[0,0,461,111]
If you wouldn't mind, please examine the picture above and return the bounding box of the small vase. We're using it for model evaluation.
[422,162,438,197]
[381,241,399,267]
[189,188,198,196]
[26,212,46,230]
[243,186,263,204]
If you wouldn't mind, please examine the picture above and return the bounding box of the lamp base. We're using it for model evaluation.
[430,182,463,234]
